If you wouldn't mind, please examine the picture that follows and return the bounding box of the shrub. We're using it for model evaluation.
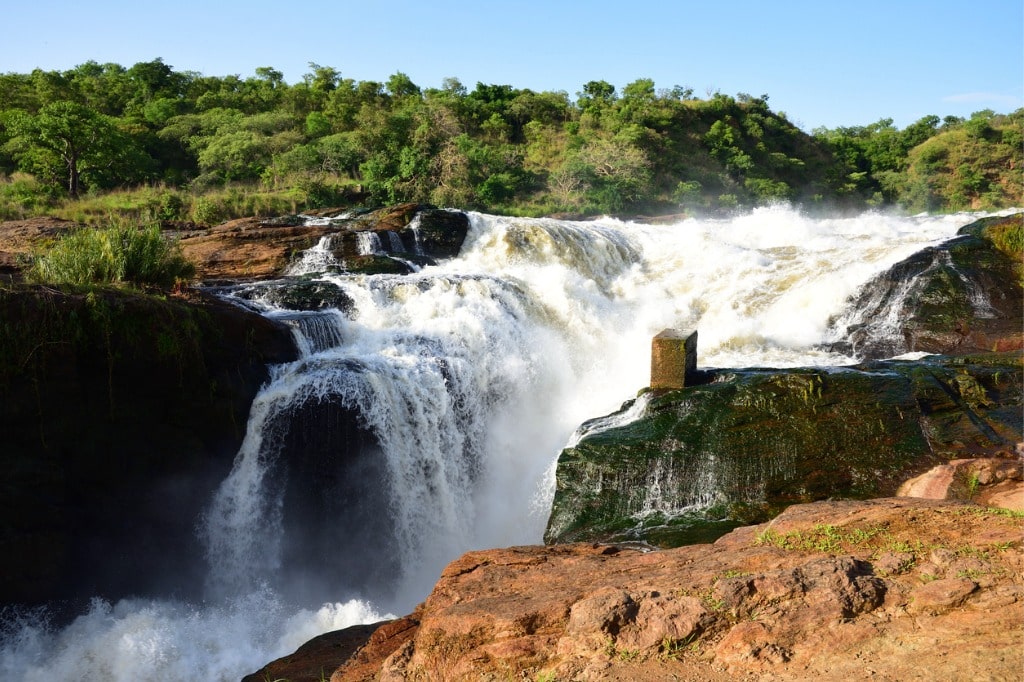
[0,173,60,219]
[30,222,195,287]
[190,196,224,225]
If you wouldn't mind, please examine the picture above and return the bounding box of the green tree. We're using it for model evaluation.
[3,101,150,196]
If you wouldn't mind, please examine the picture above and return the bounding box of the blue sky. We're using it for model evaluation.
[2,1,1021,131]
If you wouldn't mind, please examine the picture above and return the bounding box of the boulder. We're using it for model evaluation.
[898,456,1024,510]
[545,352,1022,546]
[178,217,335,280]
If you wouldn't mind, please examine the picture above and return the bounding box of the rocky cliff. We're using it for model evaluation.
[0,286,297,606]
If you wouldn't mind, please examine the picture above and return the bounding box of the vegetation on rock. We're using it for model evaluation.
[28,219,194,287]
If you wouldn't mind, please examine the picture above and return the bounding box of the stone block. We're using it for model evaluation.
[650,328,697,390]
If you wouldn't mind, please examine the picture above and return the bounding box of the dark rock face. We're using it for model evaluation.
[264,392,401,604]
[0,286,297,607]
[829,214,1023,359]
[545,353,1023,546]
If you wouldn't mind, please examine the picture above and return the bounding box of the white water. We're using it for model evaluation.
[2,205,991,681]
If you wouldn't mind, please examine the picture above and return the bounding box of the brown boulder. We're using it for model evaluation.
[178,217,335,280]
[898,456,1024,509]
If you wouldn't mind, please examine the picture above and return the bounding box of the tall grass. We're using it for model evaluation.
[49,181,325,226]
[29,220,195,288]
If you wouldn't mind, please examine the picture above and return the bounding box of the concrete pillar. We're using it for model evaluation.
[650,329,697,390]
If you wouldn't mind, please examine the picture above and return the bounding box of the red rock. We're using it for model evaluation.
[908,578,978,615]
[294,498,1024,681]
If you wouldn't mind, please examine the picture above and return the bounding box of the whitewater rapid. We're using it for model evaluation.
[2,205,994,681]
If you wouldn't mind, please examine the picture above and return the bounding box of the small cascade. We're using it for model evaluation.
[286,235,341,275]
[407,214,425,255]
[825,243,1001,358]
[356,231,384,255]
[565,392,653,449]
[355,229,423,271]
[639,456,724,516]
[285,311,348,356]
[387,230,406,254]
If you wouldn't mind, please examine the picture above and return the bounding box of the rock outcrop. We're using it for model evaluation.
[246,497,1024,682]
[898,456,1024,510]
[546,352,1022,546]
[828,213,1023,358]
[177,204,469,281]
[0,216,78,281]
[0,286,297,606]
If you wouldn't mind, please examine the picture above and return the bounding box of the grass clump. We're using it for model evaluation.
[29,220,195,288]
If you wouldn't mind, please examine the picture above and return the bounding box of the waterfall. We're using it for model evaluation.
[286,234,341,275]
[2,205,988,682]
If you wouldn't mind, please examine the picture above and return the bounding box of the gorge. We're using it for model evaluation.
[0,205,1021,681]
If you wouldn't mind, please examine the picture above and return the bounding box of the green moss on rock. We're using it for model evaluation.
[545,353,1022,547]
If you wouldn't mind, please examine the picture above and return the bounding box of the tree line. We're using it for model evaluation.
[0,58,1020,219]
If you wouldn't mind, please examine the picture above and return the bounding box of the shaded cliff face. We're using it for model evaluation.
[545,353,1022,546]
[0,286,297,607]
[828,214,1023,358]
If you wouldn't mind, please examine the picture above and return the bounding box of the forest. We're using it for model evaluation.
[0,58,1021,223]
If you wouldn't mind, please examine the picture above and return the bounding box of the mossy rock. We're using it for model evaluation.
[832,215,1022,358]
[545,353,1022,547]
[342,254,418,275]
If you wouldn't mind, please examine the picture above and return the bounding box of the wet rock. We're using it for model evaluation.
[545,353,1022,546]
[829,214,1023,358]
[230,278,356,313]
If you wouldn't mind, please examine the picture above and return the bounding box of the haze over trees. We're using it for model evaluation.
[0,59,1020,221]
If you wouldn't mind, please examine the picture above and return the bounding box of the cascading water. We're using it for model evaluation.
[2,205,994,681]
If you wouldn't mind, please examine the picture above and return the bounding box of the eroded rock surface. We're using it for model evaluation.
[247,498,1023,682]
